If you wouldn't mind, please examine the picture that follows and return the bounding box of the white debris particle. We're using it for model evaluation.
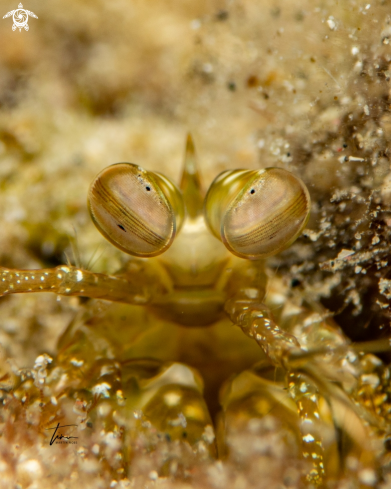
[303,434,315,443]
[133,410,143,419]
[92,382,111,398]
[70,358,84,367]
[73,399,88,415]
[98,402,112,417]
[364,104,370,115]
[347,289,361,307]
[149,470,158,480]
[202,425,215,444]
[337,249,355,260]
[116,390,126,406]
[376,300,389,309]
[119,480,131,488]
[365,4,371,9]
[101,432,122,451]
[164,391,182,406]
[92,444,100,455]
[359,468,377,486]
[303,229,322,242]
[351,46,359,55]
[18,459,42,478]
[361,374,380,388]
[244,287,259,299]
[355,266,362,274]
[190,19,201,30]
[379,278,391,299]
[169,412,187,428]
[372,235,380,245]
[34,354,52,368]
[76,270,83,282]
[327,17,336,30]
[348,155,365,162]
[300,382,307,393]
[80,457,99,474]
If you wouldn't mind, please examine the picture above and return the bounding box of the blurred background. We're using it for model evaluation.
[0,0,391,367]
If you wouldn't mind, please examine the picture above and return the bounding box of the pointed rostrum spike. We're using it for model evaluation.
[180,133,204,219]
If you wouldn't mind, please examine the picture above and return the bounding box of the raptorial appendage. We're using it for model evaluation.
[225,294,327,485]
[0,263,163,305]
[288,372,325,485]
[225,296,300,367]
[224,284,388,486]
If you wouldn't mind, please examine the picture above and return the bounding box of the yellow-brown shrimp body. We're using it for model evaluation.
[0,136,388,487]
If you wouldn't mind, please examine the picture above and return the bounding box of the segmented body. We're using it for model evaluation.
[0,138,389,487]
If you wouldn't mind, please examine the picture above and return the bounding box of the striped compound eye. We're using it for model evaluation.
[88,163,185,257]
[204,167,310,260]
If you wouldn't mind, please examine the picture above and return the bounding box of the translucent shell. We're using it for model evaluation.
[88,163,185,257]
[204,167,310,260]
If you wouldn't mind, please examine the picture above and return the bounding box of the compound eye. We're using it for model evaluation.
[88,163,184,257]
[204,167,310,260]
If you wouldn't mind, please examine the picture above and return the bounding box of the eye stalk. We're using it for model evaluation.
[88,163,185,257]
[204,167,310,260]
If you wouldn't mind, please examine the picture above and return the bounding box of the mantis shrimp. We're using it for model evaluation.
[0,136,389,487]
